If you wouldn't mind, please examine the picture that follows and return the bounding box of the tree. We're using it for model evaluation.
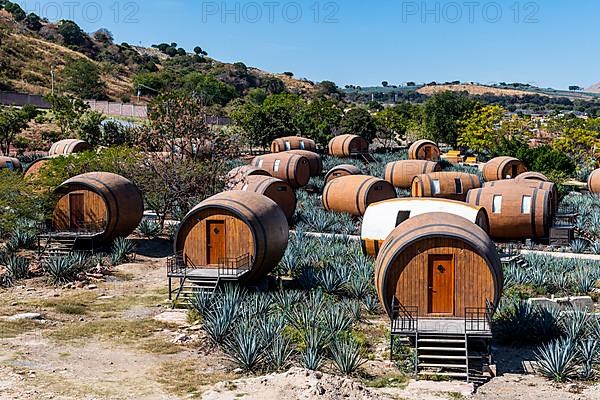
[4,1,26,21]
[46,95,89,137]
[422,91,476,146]
[569,86,582,91]
[76,111,105,146]
[0,106,37,155]
[340,108,378,141]
[318,81,344,100]
[183,73,237,106]
[193,46,208,56]
[62,59,107,99]
[261,76,286,94]
[375,107,410,148]
[382,81,389,87]
[93,28,114,44]
[298,98,343,147]
[25,13,42,31]
[457,105,505,153]
[550,116,600,164]
[58,20,85,46]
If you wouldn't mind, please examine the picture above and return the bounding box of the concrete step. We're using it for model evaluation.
[418,347,465,352]
[419,355,467,360]
[418,338,465,344]
[418,371,468,378]
[419,363,468,369]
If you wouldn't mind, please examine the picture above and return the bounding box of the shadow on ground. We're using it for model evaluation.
[492,344,537,374]
[132,237,173,258]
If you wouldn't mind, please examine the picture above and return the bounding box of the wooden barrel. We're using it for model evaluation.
[0,156,21,171]
[466,186,552,241]
[54,172,144,244]
[226,166,271,189]
[482,156,527,181]
[408,140,440,161]
[411,172,482,202]
[515,171,549,182]
[384,160,441,189]
[24,157,51,178]
[175,191,289,283]
[483,180,558,214]
[49,139,91,156]
[287,150,323,176]
[588,169,600,194]
[324,164,362,183]
[328,135,369,157]
[323,175,397,216]
[251,153,310,188]
[361,198,490,257]
[375,212,503,319]
[271,136,316,153]
[229,175,296,221]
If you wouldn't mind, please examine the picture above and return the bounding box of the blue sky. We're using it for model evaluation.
[18,0,600,89]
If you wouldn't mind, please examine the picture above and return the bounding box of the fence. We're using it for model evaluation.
[0,91,51,108]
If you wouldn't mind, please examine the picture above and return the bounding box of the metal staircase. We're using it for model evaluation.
[38,234,77,263]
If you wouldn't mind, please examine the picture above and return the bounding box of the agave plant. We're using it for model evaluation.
[535,338,579,382]
[562,308,593,341]
[136,218,162,238]
[572,267,598,294]
[110,237,136,266]
[570,239,589,254]
[578,339,598,380]
[591,241,600,255]
[189,290,215,318]
[44,255,82,284]
[345,273,372,300]
[266,336,294,371]
[272,290,303,312]
[344,299,363,322]
[256,314,286,344]
[362,295,381,314]
[302,346,323,371]
[4,254,30,281]
[203,303,238,345]
[315,267,347,295]
[331,337,366,375]
[322,303,354,335]
[5,227,37,252]
[225,323,265,372]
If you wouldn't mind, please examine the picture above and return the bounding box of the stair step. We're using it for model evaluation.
[418,363,468,369]
[419,355,467,360]
[418,371,468,378]
[418,338,465,343]
[418,347,465,351]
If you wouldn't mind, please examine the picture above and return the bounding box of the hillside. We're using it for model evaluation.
[586,82,600,93]
[0,9,317,103]
[416,84,543,97]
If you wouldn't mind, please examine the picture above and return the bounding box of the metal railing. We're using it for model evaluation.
[218,254,251,277]
[391,298,418,333]
[166,251,186,276]
[464,302,493,333]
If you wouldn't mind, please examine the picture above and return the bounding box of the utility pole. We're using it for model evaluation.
[50,66,55,96]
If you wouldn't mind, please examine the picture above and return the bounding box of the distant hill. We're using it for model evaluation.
[586,82,600,94]
[416,84,540,98]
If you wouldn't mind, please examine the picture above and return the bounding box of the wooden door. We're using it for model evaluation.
[423,147,431,160]
[511,165,518,178]
[428,255,455,315]
[69,193,85,230]
[206,220,226,266]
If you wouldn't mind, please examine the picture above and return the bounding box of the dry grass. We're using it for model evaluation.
[48,318,167,343]
[152,359,235,398]
[138,338,183,355]
[416,84,542,97]
[0,319,43,338]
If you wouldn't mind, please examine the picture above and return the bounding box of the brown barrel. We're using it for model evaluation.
[482,156,528,181]
[54,172,144,244]
[324,165,362,183]
[408,140,440,161]
[229,175,296,221]
[483,180,558,215]
[226,166,271,189]
[0,156,21,171]
[251,153,310,188]
[49,139,91,156]
[374,212,503,319]
[588,169,600,194]
[271,136,317,153]
[328,135,369,157]
[287,150,323,176]
[411,172,482,201]
[24,157,54,178]
[515,171,549,182]
[384,160,441,189]
[323,175,397,216]
[175,191,289,283]
[466,186,552,241]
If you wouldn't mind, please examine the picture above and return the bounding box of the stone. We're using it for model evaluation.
[153,311,188,326]
[97,295,114,300]
[173,333,191,343]
[527,298,555,308]
[569,296,594,310]
[314,371,323,380]
[87,284,98,290]
[6,313,42,321]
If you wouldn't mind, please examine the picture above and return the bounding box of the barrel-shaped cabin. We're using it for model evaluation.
[408,140,440,161]
[466,186,552,241]
[174,191,289,283]
[328,135,370,157]
[324,164,362,183]
[49,139,91,156]
[0,156,21,171]
[251,153,310,188]
[228,175,296,221]
[271,136,317,153]
[24,157,52,178]
[515,171,549,182]
[361,198,490,257]
[375,213,503,319]
[52,172,144,244]
[411,172,482,202]
[287,150,323,176]
[384,160,441,189]
[588,169,600,194]
[323,175,396,217]
[226,165,271,189]
[483,180,559,214]
[482,157,527,181]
